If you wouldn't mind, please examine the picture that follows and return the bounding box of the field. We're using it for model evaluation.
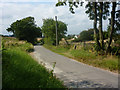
[44,43,119,73]
[2,37,65,88]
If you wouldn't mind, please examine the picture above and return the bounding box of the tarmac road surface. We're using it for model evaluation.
[33,45,119,88]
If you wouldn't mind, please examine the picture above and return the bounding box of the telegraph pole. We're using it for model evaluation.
[55,16,58,46]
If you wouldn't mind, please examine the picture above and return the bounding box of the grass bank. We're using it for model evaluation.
[2,37,65,88]
[44,44,119,73]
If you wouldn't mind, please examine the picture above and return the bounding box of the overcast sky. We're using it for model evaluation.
[0,0,110,35]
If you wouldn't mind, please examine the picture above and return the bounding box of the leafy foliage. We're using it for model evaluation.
[41,18,67,45]
[56,1,83,14]
[85,2,110,20]
[6,16,42,44]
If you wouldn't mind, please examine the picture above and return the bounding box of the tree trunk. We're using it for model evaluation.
[99,2,104,50]
[93,2,100,50]
[106,2,116,53]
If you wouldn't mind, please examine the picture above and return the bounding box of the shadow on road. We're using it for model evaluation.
[65,80,113,88]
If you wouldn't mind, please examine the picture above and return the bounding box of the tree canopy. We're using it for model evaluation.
[41,18,67,45]
[6,16,42,44]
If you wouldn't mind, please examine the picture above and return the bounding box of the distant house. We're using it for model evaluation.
[74,35,78,39]
[70,35,80,40]
[74,35,80,39]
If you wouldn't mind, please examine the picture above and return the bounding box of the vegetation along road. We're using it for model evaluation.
[33,45,118,88]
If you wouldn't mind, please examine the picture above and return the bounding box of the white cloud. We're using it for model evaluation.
[0,2,109,35]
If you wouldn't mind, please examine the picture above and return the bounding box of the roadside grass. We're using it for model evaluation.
[43,44,119,73]
[2,37,33,52]
[2,37,66,88]
[69,49,96,60]
[90,58,118,71]
[2,49,65,88]
[44,44,70,54]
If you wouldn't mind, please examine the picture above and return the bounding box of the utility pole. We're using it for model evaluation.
[55,16,58,46]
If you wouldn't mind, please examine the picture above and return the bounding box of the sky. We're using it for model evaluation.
[0,0,110,35]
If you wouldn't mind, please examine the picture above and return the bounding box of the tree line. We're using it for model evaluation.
[41,18,67,45]
[6,17,67,45]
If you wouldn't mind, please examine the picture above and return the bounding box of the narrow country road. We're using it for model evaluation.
[33,45,118,88]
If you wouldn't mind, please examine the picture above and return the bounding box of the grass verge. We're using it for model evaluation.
[2,37,65,88]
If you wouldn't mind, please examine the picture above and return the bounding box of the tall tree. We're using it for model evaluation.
[99,2,104,49]
[93,2,101,50]
[98,2,110,50]
[6,16,42,44]
[86,2,110,50]
[106,2,117,53]
[41,18,67,45]
[85,2,101,49]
